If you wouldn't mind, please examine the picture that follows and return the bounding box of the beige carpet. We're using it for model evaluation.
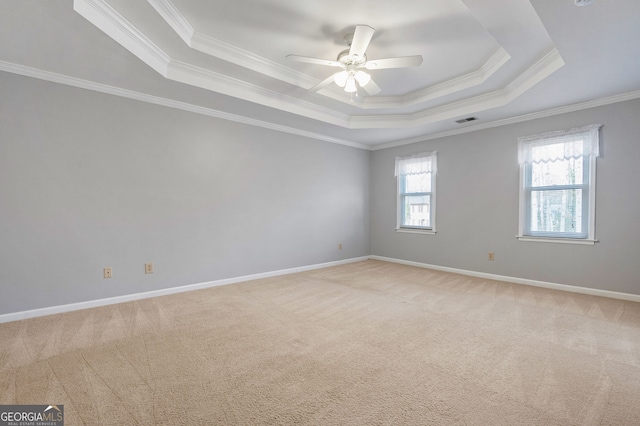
[1,260,640,425]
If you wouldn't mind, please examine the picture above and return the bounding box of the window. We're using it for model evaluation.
[517,124,601,243]
[395,152,437,233]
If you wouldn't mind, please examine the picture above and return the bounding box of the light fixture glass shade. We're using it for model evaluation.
[354,70,371,87]
[334,71,349,87]
[344,76,357,93]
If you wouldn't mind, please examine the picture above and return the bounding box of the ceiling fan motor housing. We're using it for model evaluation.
[337,49,366,66]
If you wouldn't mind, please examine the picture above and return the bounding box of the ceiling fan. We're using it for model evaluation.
[286,25,423,96]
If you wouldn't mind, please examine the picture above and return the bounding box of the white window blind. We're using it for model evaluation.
[518,124,601,242]
[395,152,437,232]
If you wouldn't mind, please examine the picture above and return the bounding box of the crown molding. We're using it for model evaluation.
[0,60,368,150]
[147,0,194,45]
[74,0,350,128]
[190,32,319,89]
[350,48,564,129]
[167,60,350,128]
[73,0,169,75]
[149,0,318,89]
[504,48,564,98]
[4,59,639,153]
[362,48,511,109]
[372,89,640,151]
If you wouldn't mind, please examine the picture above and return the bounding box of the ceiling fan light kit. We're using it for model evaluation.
[354,70,371,87]
[287,25,423,96]
[344,77,357,93]
[334,70,349,87]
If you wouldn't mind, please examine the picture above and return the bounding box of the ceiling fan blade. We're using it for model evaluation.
[286,54,341,67]
[365,55,423,70]
[349,25,375,58]
[309,74,338,92]
[362,78,381,96]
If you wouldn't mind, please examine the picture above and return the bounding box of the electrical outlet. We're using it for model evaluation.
[488,252,495,261]
[145,263,154,274]
[104,267,113,278]
[338,243,343,250]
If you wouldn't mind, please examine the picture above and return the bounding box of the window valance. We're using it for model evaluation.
[395,152,437,176]
[518,124,601,165]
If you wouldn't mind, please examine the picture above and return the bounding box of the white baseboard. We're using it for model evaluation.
[0,256,369,324]
[370,255,640,303]
[4,255,636,324]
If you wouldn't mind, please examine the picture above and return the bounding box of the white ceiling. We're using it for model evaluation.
[2,0,640,149]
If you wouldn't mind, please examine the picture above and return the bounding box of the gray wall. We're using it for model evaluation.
[0,72,370,315]
[2,70,639,317]
[371,98,640,295]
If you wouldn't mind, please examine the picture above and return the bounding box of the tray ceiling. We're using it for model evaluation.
[1,0,639,148]
[74,0,563,129]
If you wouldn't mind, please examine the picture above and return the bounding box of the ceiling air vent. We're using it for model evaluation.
[455,117,478,124]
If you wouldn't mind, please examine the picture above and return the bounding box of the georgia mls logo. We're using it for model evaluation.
[0,404,64,426]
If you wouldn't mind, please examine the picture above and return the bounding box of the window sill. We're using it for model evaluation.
[516,236,597,245]
[396,228,436,235]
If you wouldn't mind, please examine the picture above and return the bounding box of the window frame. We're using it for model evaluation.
[517,125,600,244]
[395,152,437,234]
